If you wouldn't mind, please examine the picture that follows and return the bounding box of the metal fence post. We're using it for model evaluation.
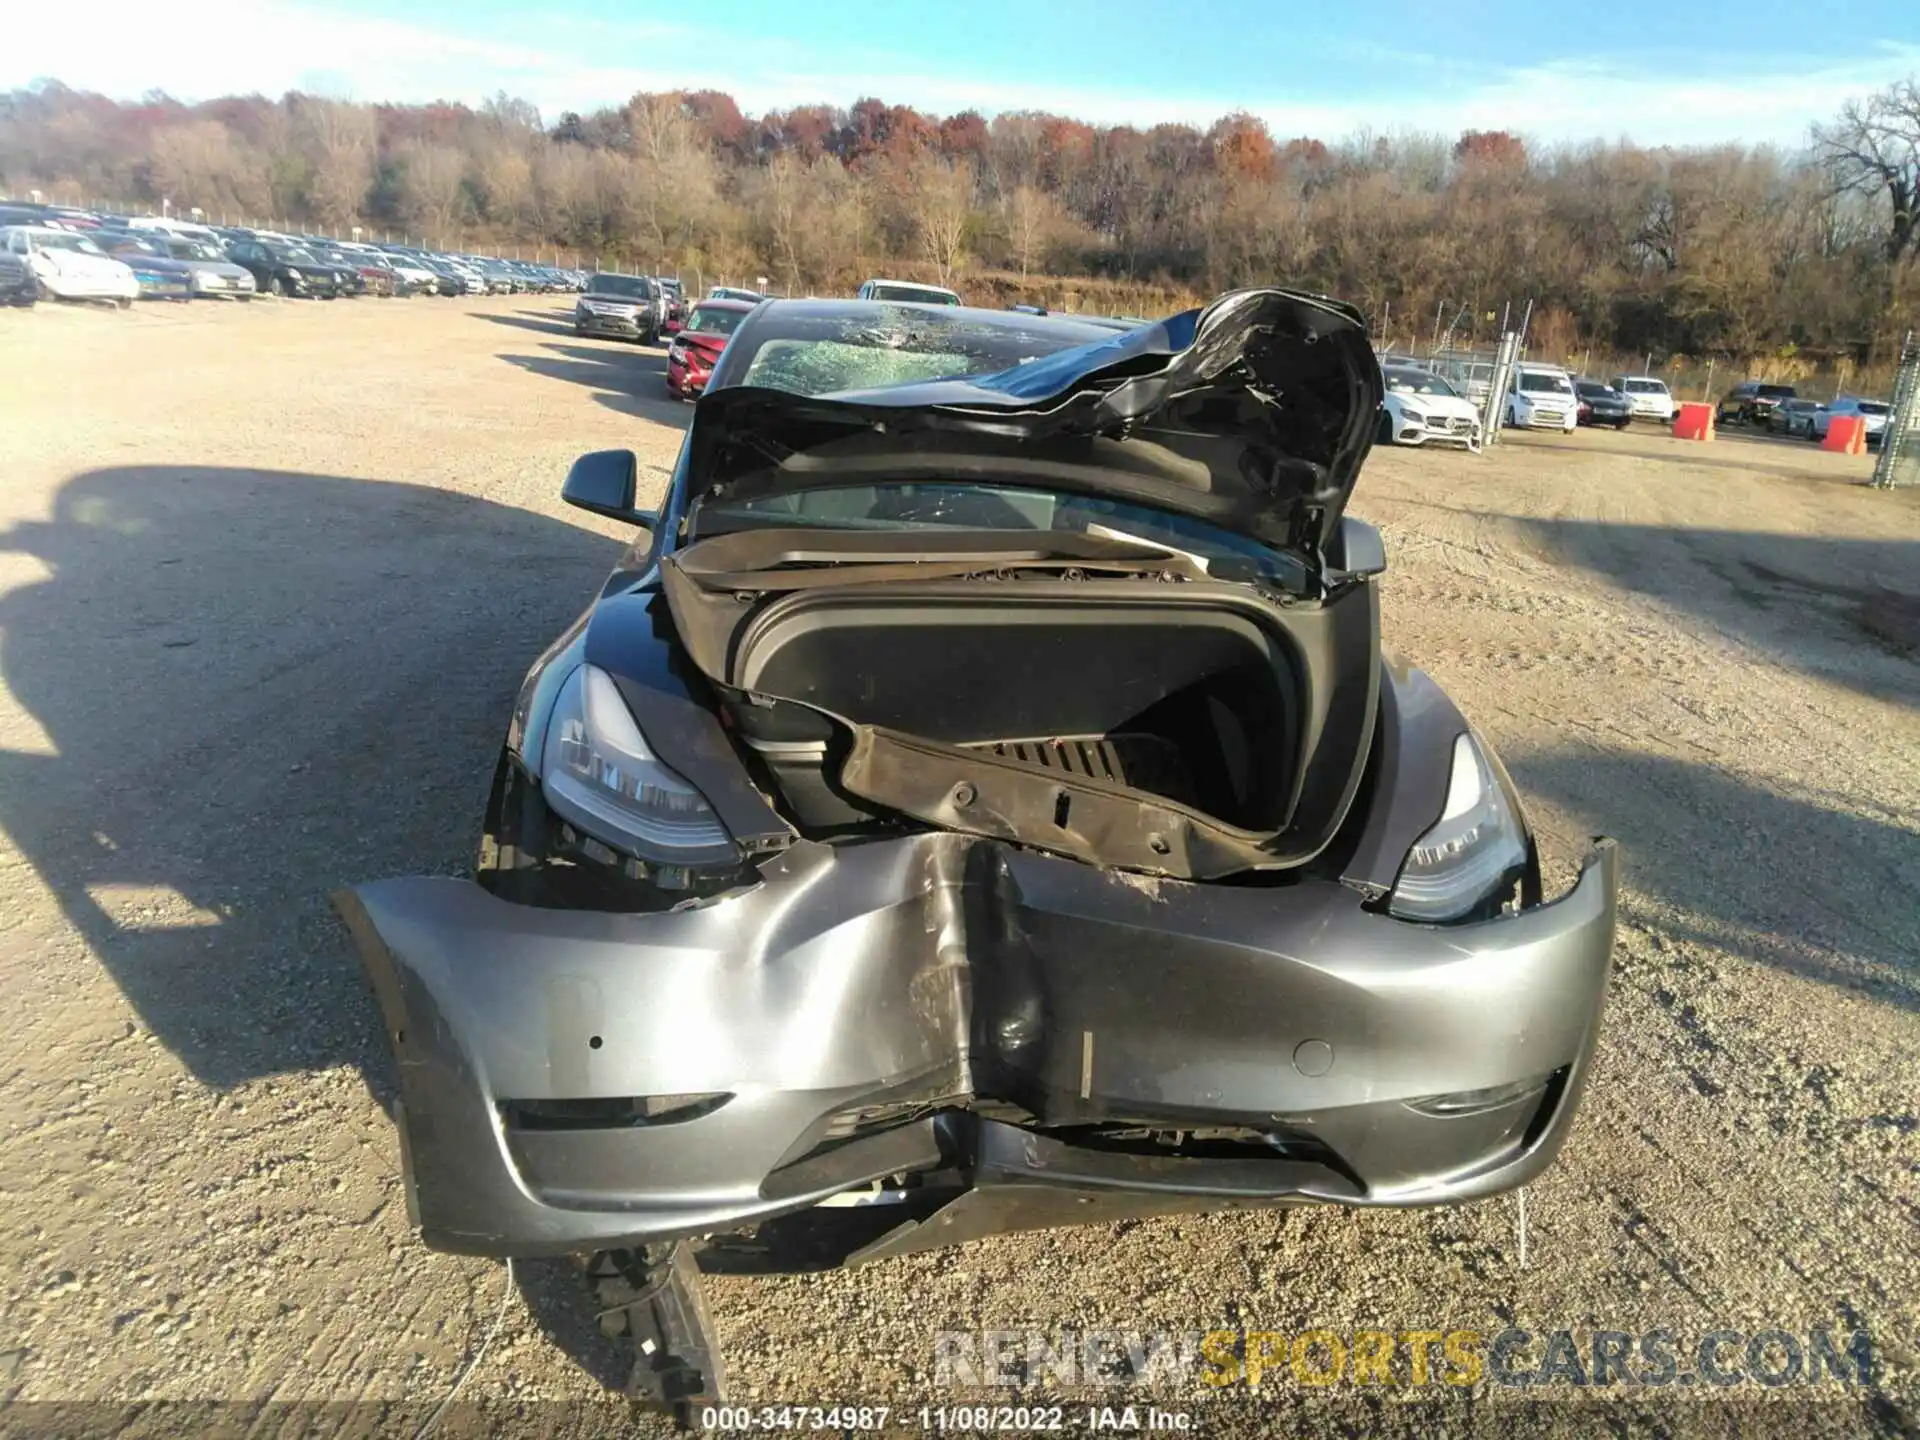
[1871,330,1918,489]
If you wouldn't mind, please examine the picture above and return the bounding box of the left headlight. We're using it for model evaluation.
[1388,731,1532,923]
[539,664,737,867]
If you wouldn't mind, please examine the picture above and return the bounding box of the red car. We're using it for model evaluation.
[664,298,756,399]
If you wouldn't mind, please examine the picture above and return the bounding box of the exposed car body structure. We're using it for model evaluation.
[1378,363,1482,449]
[337,290,1616,1406]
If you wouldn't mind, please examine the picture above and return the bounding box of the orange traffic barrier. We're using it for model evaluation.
[1821,415,1866,454]
[1673,402,1715,441]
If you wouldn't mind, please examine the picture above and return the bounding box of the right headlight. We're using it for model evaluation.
[1388,731,1532,924]
[539,664,737,868]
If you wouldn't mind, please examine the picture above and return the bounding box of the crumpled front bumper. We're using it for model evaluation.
[337,836,1616,1258]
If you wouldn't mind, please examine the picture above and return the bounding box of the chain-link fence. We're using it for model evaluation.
[1871,331,1919,489]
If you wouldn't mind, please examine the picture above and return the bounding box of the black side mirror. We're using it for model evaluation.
[562,449,657,527]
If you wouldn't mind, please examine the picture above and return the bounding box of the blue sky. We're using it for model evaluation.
[9,0,1919,146]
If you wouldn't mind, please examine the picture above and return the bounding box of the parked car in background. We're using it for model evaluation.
[655,276,686,333]
[377,252,442,295]
[1506,367,1579,431]
[476,258,520,294]
[1378,364,1482,449]
[126,216,222,246]
[708,285,765,303]
[1573,379,1632,428]
[307,245,390,296]
[1608,375,1675,423]
[2,225,139,305]
[224,239,345,298]
[1810,395,1891,446]
[150,235,257,299]
[1435,357,1497,407]
[856,277,962,305]
[1768,397,1823,438]
[0,242,36,306]
[575,272,658,342]
[0,204,65,229]
[664,297,754,399]
[1716,380,1796,427]
[425,257,484,295]
[90,231,198,301]
[0,201,102,231]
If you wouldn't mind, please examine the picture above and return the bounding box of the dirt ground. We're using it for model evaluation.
[0,295,1916,1436]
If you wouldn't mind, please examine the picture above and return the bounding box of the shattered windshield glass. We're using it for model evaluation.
[733,308,1074,395]
[741,339,991,394]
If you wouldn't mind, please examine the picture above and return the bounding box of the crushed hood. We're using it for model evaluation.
[686,288,1382,560]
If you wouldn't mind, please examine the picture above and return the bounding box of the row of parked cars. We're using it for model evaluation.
[0,199,589,307]
[1373,355,1679,451]
[1716,381,1892,445]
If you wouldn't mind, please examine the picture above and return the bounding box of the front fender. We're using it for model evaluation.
[1336,656,1473,899]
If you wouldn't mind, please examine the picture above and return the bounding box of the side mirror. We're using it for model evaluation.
[1328,516,1387,580]
[562,449,657,527]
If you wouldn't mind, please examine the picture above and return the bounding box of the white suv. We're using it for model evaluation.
[1609,375,1675,423]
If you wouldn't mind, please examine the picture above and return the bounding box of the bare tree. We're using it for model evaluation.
[397,142,468,238]
[999,182,1060,279]
[909,155,975,282]
[1813,79,1920,268]
[295,98,375,230]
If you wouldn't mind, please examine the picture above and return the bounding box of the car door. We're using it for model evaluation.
[229,243,266,286]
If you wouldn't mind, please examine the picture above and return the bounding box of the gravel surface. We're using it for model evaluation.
[0,295,1915,1436]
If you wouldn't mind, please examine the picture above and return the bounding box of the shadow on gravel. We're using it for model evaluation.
[1513,749,1920,1013]
[0,465,626,1092]
[475,309,584,338]
[499,342,692,429]
[0,463,646,1389]
[1508,426,1874,484]
[1509,518,1920,708]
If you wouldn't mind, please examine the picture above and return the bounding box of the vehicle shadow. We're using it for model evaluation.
[1511,749,1920,1013]
[1508,427,1871,484]
[0,466,624,1093]
[499,342,692,428]
[1507,519,1920,708]
[475,309,586,338]
[0,463,648,1388]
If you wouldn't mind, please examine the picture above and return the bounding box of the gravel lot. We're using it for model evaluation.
[0,295,1916,1436]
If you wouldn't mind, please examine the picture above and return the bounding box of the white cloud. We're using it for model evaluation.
[6,0,1917,148]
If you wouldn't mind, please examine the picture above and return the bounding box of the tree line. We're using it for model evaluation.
[3,78,1917,365]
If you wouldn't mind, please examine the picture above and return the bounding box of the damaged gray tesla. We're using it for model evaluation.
[336,288,1616,1404]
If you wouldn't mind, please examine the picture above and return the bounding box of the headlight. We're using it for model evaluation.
[1401,408,1426,425]
[1388,731,1531,923]
[539,664,737,867]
